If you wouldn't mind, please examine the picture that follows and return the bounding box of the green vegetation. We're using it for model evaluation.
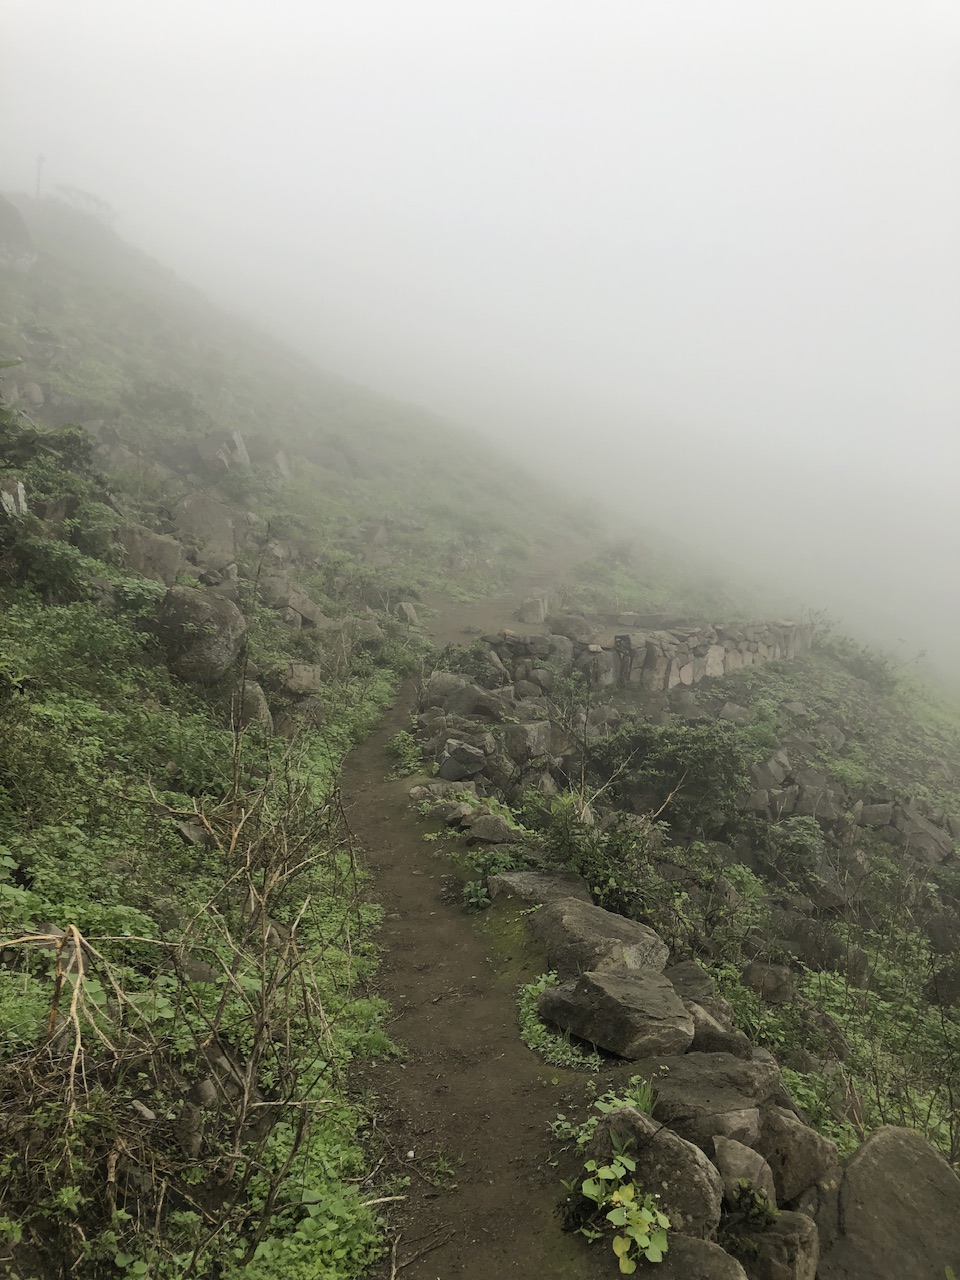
[384,728,424,778]
[577,1153,670,1271]
[5,196,585,608]
[0,404,409,1278]
[550,1077,657,1149]
[517,974,603,1071]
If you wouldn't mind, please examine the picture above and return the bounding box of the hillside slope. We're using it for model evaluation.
[1,194,959,1280]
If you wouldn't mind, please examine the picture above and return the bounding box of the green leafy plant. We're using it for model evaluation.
[579,1152,670,1271]
[462,878,492,913]
[385,728,424,778]
[551,1075,656,1147]
[518,974,602,1071]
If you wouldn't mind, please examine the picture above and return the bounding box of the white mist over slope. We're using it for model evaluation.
[2,1,959,666]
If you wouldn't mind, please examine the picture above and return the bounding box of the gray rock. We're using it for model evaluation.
[158,587,246,684]
[22,381,44,407]
[172,492,236,563]
[538,968,694,1059]
[443,681,512,721]
[437,739,487,781]
[817,1126,960,1280]
[665,959,736,1028]
[466,812,517,844]
[394,600,419,625]
[688,1002,753,1057]
[197,430,249,474]
[855,798,896,829]
[818,723,847,750]
[893,804,954,864]
[422,671,467,705]
[259,574,330,627]
[590,1107,722,1237]
[651,1235,748,1280]
[233,680,272,733]
[545,613,594,642]
[281,663,326,696]
[519,597,547,624]
[527,897,670,977]
[0,474,28,519]
[737,1211,819,1280]
[713,1136,777,1208]
[640,1052,782,1151]
[503,720,551,762]
[486,872,591,906]
[117,523,181,585]
[757,1106,837,1204]
[720,702,755,724]
[743,963,795,1005]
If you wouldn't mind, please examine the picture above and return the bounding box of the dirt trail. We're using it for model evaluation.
[340,552,603,1280]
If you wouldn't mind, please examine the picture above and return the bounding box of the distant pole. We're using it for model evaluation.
[35,154,45,201]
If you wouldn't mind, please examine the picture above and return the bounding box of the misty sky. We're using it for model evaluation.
[3,1,960,659]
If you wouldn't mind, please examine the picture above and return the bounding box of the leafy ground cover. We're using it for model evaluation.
[0,411,414,1279]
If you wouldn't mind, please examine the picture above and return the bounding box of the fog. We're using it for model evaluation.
[3,1,960,670]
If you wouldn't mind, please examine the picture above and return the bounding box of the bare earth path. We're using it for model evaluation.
[340,556,602,1280]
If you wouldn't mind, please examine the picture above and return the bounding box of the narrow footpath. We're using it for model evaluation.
[340,563,602,1280]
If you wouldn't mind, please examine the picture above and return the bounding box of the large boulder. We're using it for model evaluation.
[527,897,669,977]
[743,963,795,1005]
[590,1107,722,1238]
[422,670,468,706]
[650,1235,748,1280]
[281,663,326,696]
[639,1052,782,1150]
[757,1107,838,1204]
[172,492,236,565]
[437,739,487,781]
[444,681,512,721]
[503,720,551,762]
[232,680,273,734]
[538,968,694,1059]
[713,1135,777,1208]
[486,872,591,906]
[816,1126,960,1280]
[465,812,517,844]
[735,1211,819,1280]
[259,574,330,627]
[158,587,246,684]
[0,474,28,519]
[892,804,954,864]
[117,523,182,585]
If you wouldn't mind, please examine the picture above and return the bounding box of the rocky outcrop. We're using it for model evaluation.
[158,587,246,684]
[280,663,326,696]
[499,614,812,693]
[196,430,249,475]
